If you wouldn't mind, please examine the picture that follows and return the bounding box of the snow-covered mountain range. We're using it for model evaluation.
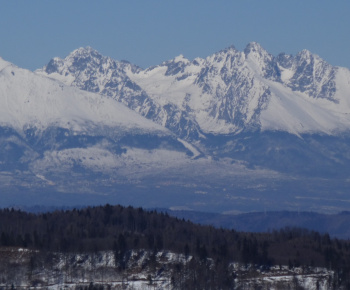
[36,44,350,177]
[1,43,350,212]
[38,43,350,138]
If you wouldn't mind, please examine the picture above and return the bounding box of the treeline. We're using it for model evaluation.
[1,204,350,288]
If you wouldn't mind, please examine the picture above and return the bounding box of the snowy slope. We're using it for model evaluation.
[260,79,350,135]
[0,57,167,134]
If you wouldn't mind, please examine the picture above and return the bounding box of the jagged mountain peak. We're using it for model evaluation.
[244,42,266,54]
[42,46,141,78]
[71,46,100,55]
[171,54,190,64]
[280,49,327,69]
[38,46,143,96]
[242,42,276,78]
[215,45,238,55]
[209,45,240,59]
[201,46,244,77]
[46,46,111,72]
[160,54,191,76]
[225,44,237,51]
[275,49,339,101]
[297,48,313,59]
[293,49,322,67]
[62,46,104,62]
[244,42,272,63]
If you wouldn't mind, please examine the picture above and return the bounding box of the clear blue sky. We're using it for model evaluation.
[1,1,349,70]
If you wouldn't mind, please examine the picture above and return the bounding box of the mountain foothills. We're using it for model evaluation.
[0,43,350,213]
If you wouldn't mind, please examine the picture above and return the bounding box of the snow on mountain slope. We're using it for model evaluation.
[260,79,350,135]
[0,57,166,134]
[334,67,350,110]
[38,43,350,138]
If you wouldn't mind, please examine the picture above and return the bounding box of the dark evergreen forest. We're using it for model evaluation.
[0,204,350,289]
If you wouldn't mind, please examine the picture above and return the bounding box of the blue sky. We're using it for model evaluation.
[1,1,349,70]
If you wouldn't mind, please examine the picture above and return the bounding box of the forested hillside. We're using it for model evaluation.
[1,205,350,289]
